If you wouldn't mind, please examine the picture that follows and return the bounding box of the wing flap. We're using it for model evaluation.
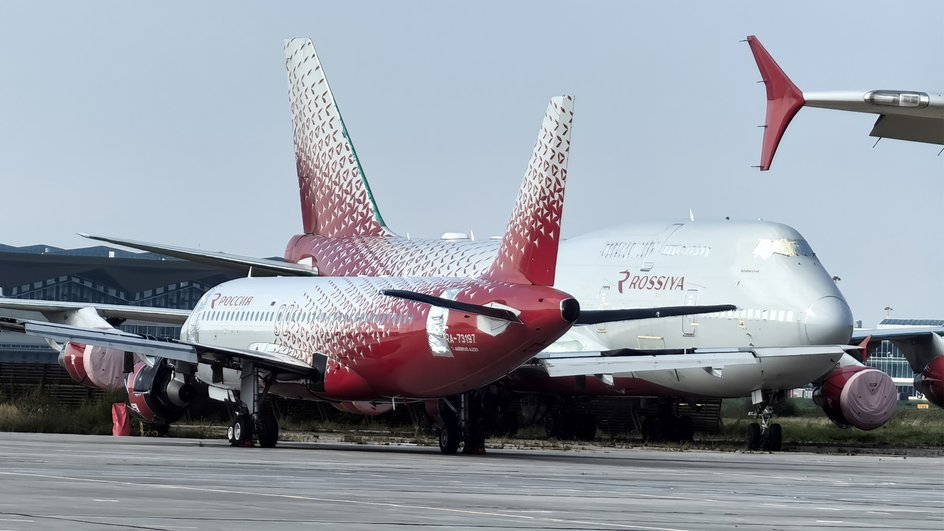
[870,114,944,144]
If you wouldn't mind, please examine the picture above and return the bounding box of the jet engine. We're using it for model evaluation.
[813,365,897,430]
[58,342,125,390]
[125,361,195,425]
[914,356,944,408]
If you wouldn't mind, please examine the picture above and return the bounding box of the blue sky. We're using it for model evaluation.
[1,1,941,326]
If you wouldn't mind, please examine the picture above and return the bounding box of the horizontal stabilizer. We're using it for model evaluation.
[381,289,521,323]
[80,234,318,277]
[574,304,736,325]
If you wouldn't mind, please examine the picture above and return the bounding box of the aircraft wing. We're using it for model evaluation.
[746,35,944,170]
[80,233,319,277]
[853,326,944,373]
[0,317,316,374]
[535,345,851,378]
[0,298,191,325]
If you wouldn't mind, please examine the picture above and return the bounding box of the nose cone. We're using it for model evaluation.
[804,296,853,344]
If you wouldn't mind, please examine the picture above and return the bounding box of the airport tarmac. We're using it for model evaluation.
[0,432,940,530]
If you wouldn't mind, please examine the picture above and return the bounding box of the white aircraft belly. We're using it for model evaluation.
[627,351,842,397]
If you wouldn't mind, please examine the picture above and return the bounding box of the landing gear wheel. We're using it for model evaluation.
[762,423,782,452]
[257,410,279,448]
[439,420,461,455]
[230,413,252,446]
[745,422,761,451]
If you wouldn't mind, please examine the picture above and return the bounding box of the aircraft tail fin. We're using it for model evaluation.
[482,96,574,286]
[746,35,806,171]
[284,38,387,237]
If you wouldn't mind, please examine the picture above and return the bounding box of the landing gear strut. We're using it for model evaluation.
[227,361,280,448]
[745,390,783,451]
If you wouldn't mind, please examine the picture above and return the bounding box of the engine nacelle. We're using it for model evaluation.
[58,342,126,390]
[125,361,195,424]
[914,356,944,408]
[813,365,897,430]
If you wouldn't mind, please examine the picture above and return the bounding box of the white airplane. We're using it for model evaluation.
[0,39,895,453]
[746,34,944,170]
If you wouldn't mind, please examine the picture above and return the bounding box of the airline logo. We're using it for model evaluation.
[617,270,686,293]
[210,293,255,309]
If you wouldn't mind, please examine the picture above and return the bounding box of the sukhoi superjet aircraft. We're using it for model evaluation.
[0,39,898,454]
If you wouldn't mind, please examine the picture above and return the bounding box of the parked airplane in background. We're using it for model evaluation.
[1,38,896,453]
[746,34,944,171]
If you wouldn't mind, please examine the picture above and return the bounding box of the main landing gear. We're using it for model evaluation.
[745,390,783,452]
[430,392,493,455]
[227,361,280,448]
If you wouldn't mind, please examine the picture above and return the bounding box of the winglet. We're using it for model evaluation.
[746,35,805,171]
[482,96,574,286]
[283,38,387,237]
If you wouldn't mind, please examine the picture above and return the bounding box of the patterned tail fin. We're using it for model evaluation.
[284,38,387,237]
[482,96,574,286]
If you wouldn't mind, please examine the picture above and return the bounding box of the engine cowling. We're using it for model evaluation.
[125,361,195,425]
[914,356,944,408]
[58,342,126,391]
[813,365,897,430]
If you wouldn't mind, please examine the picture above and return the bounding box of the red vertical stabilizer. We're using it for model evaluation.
[284,38,387,237]
[483,96,574,286]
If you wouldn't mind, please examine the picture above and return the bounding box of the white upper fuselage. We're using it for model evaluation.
[553,220,853,352]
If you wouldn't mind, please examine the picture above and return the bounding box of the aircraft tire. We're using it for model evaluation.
[232,413,252,445]
[439,421,461,455]
[257,411,279,449]
[745,422,761,451]
[763,423,782,452]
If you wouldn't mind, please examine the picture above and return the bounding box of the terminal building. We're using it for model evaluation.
[0,243,240,401]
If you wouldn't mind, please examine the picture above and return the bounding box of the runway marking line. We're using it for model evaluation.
[0,471,688,531]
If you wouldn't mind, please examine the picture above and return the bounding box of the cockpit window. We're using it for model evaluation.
[753,238,815,259]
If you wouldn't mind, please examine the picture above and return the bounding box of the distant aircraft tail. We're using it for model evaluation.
[482,96,574,286]
[284,38,387,237]
[746,35,806,171]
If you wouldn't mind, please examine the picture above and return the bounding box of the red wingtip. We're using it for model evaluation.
[747,35,805,171]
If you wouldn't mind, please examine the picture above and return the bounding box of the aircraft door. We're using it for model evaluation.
[683,289,698,336]
[596,286,610,333]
